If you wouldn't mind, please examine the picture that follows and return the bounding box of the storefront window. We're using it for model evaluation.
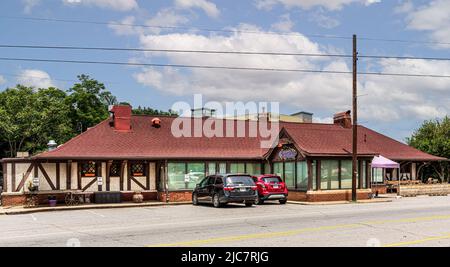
[273,162,284,178]
[312,161,317,190]
[296,161,308,191]
[219,163,227,174]
[373,168,384,183]
[168,163,186,190]
[230,163,245,174]
[246,163,261,176]
[264,163,271,174]
[321,160,339,190]
[187,163,205,189]
[284,162,295,189]
[362,161,367,188]
[341,160,352,189]
[207,163,216,175]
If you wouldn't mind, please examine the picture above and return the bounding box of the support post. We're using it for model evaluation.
[352,34,358,202]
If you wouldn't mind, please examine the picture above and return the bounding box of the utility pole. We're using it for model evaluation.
[352,34,358,202]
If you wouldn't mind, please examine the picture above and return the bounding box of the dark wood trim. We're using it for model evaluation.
[307,160,312,191]
[56,163,60,190]
[82,178,97,192]
[38,163,56,190]
[316,160,321,190]
[67,161,72,190]
[97,161,102,192]
[2,162,7,192]
[11,162,16,194]
[77,163,81,190]
[106,160,112,191]
[338,160,342,189]
[366,161,371,189]
[33,162,38,181]
[358,160,362,189]
[15,163,34,192]
[120,160,127,191]
[146,162,150,190]
[128,162,132,191]
[131,177,147,190]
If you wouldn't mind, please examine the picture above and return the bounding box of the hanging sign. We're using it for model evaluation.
[32,177,40,187]
[97,177,104,186]
[279,147,298,161]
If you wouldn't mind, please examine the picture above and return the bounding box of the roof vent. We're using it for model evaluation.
[152,118,161,128]
[47,140,58,151]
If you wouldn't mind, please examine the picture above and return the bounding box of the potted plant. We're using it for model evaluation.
[132,191,144,203]
[48,195,57,207]
[27,180,38,192]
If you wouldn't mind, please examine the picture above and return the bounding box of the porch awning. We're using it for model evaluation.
[372,155,400,169]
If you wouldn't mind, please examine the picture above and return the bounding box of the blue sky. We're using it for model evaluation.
[0,0,449,142]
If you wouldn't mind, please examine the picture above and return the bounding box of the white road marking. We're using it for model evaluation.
[30,214,37,221]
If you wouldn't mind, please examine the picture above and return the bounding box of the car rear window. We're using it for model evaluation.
[262,177,282,183]
[225,176,255,186]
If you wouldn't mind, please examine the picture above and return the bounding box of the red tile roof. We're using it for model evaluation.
[34,115,445,161]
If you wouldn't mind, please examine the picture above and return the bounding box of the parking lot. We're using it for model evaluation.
[1,196,450,247]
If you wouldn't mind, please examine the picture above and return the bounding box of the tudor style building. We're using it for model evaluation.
[0,105,446,206]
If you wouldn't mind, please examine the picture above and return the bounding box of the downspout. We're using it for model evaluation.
[164,160,169,203]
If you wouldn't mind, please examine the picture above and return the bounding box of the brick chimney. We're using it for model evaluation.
[333,110,352,129]
[109,105,132,132]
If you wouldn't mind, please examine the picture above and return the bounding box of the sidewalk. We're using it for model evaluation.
[0,201,191,215]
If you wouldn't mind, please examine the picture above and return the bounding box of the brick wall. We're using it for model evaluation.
[1,194,26,207]
[158,191,192,202]
[288,190,371,202]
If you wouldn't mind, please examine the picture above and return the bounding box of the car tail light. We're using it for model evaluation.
[251,186,257,190]
[224,187,235,191]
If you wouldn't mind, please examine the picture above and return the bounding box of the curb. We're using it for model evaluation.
[0,201,192,215]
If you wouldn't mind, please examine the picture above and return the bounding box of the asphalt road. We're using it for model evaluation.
[1,196,450,247]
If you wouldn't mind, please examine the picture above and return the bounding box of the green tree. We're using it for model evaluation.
[407,116,450,182]
[66,75,111,133]
[132,106,177,116]
[0,86,73,157]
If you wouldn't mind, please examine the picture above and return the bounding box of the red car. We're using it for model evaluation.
[252,175,288,205]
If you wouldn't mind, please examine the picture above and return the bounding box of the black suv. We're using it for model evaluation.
[192,174,257,208]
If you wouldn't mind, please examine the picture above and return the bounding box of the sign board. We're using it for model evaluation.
[278,147,298,161]
[97,177,104,186]
[32,177,40,187]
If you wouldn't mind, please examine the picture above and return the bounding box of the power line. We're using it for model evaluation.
[0,16,353,41]
[2,44,450,61]
[0,44,352,58]
[0,72,121,84]
[1,56,450,78]
[2,16,450,46]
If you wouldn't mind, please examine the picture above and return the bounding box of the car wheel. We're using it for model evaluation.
[192,193,199,206]
[254,196,264,205]
[245,201,253,207]
[213,194,221,208]
[279,199,287,205]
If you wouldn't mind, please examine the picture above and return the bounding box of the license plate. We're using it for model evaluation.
[273,185,279,189]
[240,188,247,192]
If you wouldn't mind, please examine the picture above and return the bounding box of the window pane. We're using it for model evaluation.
[264,163,271,174]
[219,163,226,174]
[168,163,186,190]
[246,163,261,176]
[208,163,216,175]
[284,162,295,189]
[373,168,384,183]
[321,160,339,190]
[312,161,317,190]
[273,162,283,177]
[362,161,367,188]
[230,163,245,174]
[341,160,352,189]
[296,161,308,191]
[187,163,205,189]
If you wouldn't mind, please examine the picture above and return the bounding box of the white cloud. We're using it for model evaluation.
[255,0,380,11]
[271,14,294,32]
[17,70,55,88]
[63,0,138,11]
[309,9,340,29]
[401,0,450,49]
[22,0,41,14]
[0,75,6,85]
[130,26,448,127]
[175,0,220,18]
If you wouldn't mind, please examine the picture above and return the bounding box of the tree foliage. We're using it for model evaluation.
[407,116,450,182]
